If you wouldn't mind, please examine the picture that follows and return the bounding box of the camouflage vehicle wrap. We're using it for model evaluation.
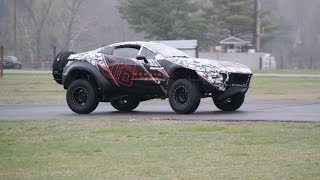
[53,41,252,114]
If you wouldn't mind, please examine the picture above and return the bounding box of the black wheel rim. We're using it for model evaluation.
[174,86,189,106]
[117,98,129,105]
[223,97,232,104]
[72,87,89,107]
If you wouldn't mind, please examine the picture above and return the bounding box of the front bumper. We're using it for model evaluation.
[200,72,252,99]
[216,86,249,100]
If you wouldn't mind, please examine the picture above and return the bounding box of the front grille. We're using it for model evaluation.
[227,73,251,86]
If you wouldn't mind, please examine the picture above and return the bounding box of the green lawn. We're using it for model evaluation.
[254,69,320,74]
[247,76,320,101]
[0,73,64,104]
[0,73,320,179]
[0,73,320,104]
[0,119,319,179]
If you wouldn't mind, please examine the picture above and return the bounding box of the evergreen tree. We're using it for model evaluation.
[202,0,255,42]
[118,0,200,40]
[202,0,274,46]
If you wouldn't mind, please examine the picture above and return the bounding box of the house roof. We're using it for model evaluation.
[220,36,251,45]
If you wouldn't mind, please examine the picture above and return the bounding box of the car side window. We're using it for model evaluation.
[139,47,156,59]
[112,47,140,58]
[99,46,113,55]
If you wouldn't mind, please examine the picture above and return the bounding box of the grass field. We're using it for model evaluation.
[1,72,320,179]
[0,72,320,104]
[254,69,320,74]
[0,119,320,179]
[247,76,320,101]
[0,73,65,104]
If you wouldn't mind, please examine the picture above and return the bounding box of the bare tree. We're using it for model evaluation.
[24,0,52,68]
[19,18,34,63]
[62,0,85,49]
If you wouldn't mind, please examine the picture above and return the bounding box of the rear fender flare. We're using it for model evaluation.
[62,61,114,93]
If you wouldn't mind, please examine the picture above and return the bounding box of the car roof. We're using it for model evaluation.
[109,41,163,47]
[4,56,18,60]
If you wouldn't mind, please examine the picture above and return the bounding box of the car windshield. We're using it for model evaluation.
[146,43,190,58]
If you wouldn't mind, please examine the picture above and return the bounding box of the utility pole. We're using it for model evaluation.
[53,45,56,60]
[14,0,17,57]
[255,0,261,52]
[0,46,3,78]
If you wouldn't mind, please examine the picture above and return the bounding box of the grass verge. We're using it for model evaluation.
[254,69,320,74]
[1,73,320,104]
[247,76,320,100]
[0,73,64,104]
[0,119,319,179]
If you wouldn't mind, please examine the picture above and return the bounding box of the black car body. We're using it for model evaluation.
[3,56,22,69]
[53,41,252,114]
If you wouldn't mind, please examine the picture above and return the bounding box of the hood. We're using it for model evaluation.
[166,57,252,91]
[166,57,252,74]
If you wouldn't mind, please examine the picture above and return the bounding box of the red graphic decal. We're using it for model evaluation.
[98,56,167,87]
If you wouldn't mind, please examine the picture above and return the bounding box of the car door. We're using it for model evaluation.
[138,47,168,83]
[133,47,169,94]
[104,45,141,88]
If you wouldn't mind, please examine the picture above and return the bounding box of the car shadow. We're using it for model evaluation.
[69,109,248,118]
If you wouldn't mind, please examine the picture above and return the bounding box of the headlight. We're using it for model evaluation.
[199,68,228,86]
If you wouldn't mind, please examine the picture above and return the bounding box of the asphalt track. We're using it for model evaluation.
[0,100,319,122]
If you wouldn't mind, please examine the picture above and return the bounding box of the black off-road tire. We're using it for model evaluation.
[214,93,245,111]
[52,51,74,84]
[111,96,140,112]
[66,79,99,114]
[168,79,201,114]
[15,64,22,69]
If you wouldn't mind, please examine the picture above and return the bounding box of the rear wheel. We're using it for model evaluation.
[15,64,22,69]
[111,96,140,112]
[66,79,99,114]
[214,93,245,111]
[168,79,201,114]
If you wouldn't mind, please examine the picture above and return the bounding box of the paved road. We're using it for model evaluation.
[0,100,319,122]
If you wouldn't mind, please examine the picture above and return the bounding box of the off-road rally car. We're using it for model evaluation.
[52,41,252,114]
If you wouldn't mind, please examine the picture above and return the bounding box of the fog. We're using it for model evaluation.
[0,0,319,69]
[263,0,320,68]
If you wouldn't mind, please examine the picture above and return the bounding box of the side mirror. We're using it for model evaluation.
[136,55,148,63]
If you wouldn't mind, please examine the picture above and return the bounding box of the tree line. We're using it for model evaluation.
[0,0,88,68]
[119,0,274,50]
[0,0,273,68]
[2,0,318,69]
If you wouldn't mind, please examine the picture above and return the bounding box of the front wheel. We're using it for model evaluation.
[168,79,201,114]
[214,93,245,111]
[66,79,99,114]
[111,96,140,112]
